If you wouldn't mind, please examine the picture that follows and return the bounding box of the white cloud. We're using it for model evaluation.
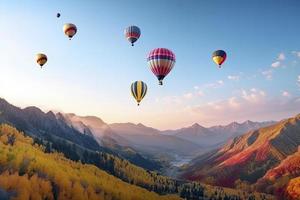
[271,61,281,68]
[204,80,224,89]
[187,97,300,127]
[262,69,273,80]
[227,75,240,81]
[218,80,224,85]
[194,86,199,90]
[298,75,300,86]
[292,51,300,58]
[241,88,266,103]
[197,91,204,97]
[183,93,193,99]
[277,53,285,61]
[282,91,290,97]
[228,97,240,108]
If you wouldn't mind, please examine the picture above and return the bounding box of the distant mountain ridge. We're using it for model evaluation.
[162,120,276,147]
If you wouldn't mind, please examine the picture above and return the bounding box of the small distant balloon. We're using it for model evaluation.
[63,23,77,40]
[36,53,47,68]
[56,13,61,18]
[124,25,141,46]
[131,81,147,106]
[212,50,227,68]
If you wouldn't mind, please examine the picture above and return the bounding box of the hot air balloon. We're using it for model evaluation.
[63,23,77,40]
[147,48,176,85]
[131,81,147,106]
[124,25,141,46]
[36,53,47,68]
[56,13,61,18]
[212,50,227,68]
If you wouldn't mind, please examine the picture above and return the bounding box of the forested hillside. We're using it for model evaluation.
[0,124,180,200]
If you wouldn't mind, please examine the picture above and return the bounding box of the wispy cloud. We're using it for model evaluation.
[183,93,193,99]
[241,88,266,103]
[204,80,224,89]
[282,91,291,97]
[298,75,300,87]
[227,75,240,81]
[186,93,300,126]
[197,91,204,97]
[277,53,285,61]
[262,52,287,79]
[262,69,273,80]
[271,61,281,68]
[292,51,300,58]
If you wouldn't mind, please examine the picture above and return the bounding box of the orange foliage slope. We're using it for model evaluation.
[0,124,181,200]
[286,177,300,200]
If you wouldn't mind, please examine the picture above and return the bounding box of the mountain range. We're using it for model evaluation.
[181,113,300,199]
[0,97,276,167]
[0,97,279,199]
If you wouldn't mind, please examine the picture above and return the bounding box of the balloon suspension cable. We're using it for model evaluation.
[219,65,221,68]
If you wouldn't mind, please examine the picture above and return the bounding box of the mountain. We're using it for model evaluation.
[181,114,300,189]
[109,123,202,158]
[0,124,274,200]
[209,120,276,140]
[255,148,300,197]
[0,124,180,200]
[162,121,275,147]
[0,98,177,193]
[62,113,130,146]
[0,98,100,150]
[61,113,161,170]
[163,123,216,146]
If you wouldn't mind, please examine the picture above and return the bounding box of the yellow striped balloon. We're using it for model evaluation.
[131,81,147,106]
[36,53,47,68]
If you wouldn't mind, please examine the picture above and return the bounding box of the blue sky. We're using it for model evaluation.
[0,0,300,129]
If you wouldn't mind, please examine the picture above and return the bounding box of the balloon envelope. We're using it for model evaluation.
[124,25,141,46]
[131,81,147,105]
[147,48,176,85]
[36,53,47,68]
[63,23,77,40]
[212,50,227,67]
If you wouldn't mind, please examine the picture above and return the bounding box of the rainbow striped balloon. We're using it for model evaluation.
[147,48,176,85]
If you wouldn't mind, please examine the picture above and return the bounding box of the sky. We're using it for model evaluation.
[0,0,300,130]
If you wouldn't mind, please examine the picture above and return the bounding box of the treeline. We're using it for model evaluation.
[178,183,272,200]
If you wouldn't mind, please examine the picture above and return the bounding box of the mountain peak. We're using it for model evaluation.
[23,106,43,114]
[191,123,205,129]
